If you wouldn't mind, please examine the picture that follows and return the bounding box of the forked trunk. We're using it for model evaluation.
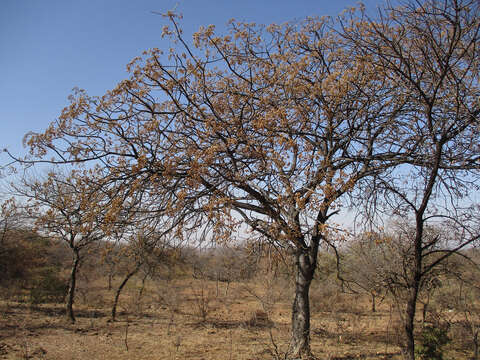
[291,249,316,359]
[66,249,80,324]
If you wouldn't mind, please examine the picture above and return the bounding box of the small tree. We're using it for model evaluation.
[440,256,480,360]
[0,218,62,301]
[342,233,390,313]
[15,172,109,323]
[110,226,177,321]
[0,198,20,286]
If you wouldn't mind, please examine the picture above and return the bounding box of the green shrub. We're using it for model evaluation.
[416,326,451,360]
[29,268,67,304]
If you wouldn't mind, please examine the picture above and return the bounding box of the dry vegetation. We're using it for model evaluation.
[2,0,479,358]
[0,278,403,360]
[0,233,478,360]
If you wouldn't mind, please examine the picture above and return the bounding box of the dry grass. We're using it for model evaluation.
[0,278,473,359]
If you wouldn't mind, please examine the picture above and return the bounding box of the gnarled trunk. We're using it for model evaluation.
[291,248,316,359]
[66,248,80,323]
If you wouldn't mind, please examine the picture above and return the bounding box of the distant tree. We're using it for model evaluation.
[342,233,390,313]
[343,228,451,317]
[0,199,65,302]
[452,261,480,360]
[0,200,11,238]
[110,226,178,321]
[0,198,19,258]
[0,199,33,290]
[14,172,110,323]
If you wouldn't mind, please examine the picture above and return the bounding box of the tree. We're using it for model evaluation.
[20,15,399,356]
[343,1,480,358]
[15,1,479,358]
[109,225,178,321]
[14,172,109,323]
[0,200,58,296]
[450,256,480,360]
[0,198,19,255]
[342,232,391,313]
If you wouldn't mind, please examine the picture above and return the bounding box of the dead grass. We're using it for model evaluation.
[0,278,472,359]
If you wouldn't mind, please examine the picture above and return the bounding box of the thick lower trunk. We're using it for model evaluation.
[291,249,315,359]
[402,288,418,360]
[111,265,140,321]
[66,249,80,324]
[401,217,424,360]
[402,254,422,360]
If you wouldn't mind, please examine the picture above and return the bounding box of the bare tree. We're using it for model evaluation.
[110,225,178,321]
[453,261,480,360]
[342,233,390,313]
[343,1,480,358]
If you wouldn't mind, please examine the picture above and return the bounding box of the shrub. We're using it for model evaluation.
[416,325,451,360]
[29,268,67,304]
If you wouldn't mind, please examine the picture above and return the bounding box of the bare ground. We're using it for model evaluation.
[0,279,471,359]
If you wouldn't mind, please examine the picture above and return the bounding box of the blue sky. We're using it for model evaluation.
[0,0,384,165]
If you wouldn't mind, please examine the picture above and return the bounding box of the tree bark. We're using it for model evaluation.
[291,248,316,359]
[403,286,419,360]
[66,248,80,324]
[111,264,141,321]
[403,230,422,360]
[371,292,376,313]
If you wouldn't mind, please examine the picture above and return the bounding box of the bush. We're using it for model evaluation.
[29,268,67,304]
[416,326,451,360]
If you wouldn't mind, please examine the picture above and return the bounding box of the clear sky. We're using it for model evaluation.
[0,0,385,166]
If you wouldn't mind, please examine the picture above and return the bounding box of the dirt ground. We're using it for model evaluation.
[0,278,471,359]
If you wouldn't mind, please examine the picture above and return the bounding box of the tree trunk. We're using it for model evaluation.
[108,273,113,291]
[111,265,141,321]
[400,213,426,360]
[402,287,419,360]
[291,248,316,359]
[66,248,80,324]
[402,239,422,360]
[371,292,376,313]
